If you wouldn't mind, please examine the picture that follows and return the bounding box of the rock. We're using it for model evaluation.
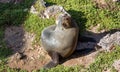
[40,5,67,19]
[8,52,22,63]
[4,26,25,52]
[30,0,46,14]
[113,59,120,71]
[30,6,38,14]
[97,31,120,51]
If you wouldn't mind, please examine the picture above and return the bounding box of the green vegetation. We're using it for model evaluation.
[0,0,120,72]
[38,66,81,72]
[88,45,120,72]
[0,0,34,26]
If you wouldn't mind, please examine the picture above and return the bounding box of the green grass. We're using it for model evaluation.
[38,66,81,72]
[44,0,120,31]
[0,0,34,26]
[0,0,120,72]
[24,14,55,44]
[88,45,120,72]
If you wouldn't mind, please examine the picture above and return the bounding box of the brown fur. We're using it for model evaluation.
[41,13,79,68]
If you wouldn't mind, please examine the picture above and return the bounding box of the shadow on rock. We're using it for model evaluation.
[4,26,25,53]
[60,29,120,67]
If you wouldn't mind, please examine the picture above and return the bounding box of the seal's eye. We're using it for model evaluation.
[66,17,69,21]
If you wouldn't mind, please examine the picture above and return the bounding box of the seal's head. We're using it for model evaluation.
[56,13,72,29]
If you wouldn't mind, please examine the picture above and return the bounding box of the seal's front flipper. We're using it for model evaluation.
[43,52,59,69]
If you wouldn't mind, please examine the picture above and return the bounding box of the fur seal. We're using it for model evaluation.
[41,13,79,68]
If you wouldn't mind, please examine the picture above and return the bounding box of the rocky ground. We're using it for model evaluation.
[3,25,106,71]
[4,26,50,72]
[4,25,120,72]
[1,0,120,72]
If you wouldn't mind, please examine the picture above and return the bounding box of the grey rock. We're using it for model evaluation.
[40,5,68,19]
[30,6,38,14]
[113,59,120,71]
[97,31,120,51]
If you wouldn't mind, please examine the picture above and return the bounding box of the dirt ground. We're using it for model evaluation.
[1,0,120,71]
[4,25,104,72]
[2,5,119,72]
[4,26,50,72]
[0,0,104,71]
